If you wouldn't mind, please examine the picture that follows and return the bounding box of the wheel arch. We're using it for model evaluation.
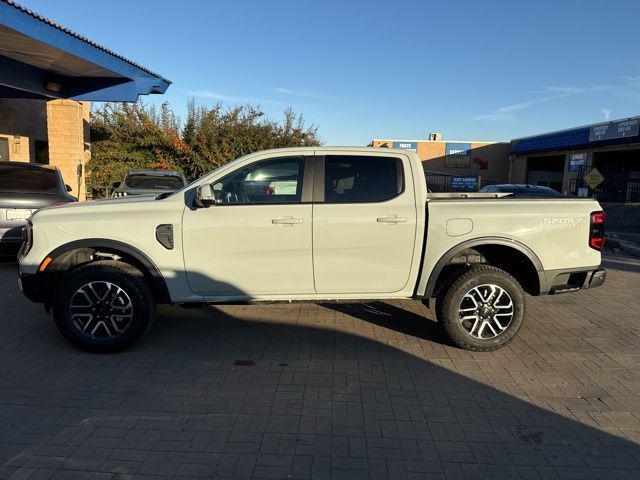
[423,237,545,298]
[39,239,171,307]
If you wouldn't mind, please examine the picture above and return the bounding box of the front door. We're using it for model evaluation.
[312,153,418,294]
[182,156,314,298]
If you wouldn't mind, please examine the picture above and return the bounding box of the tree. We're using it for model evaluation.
[87,100,321,198]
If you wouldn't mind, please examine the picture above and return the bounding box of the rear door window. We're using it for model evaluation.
[324,155,403,203]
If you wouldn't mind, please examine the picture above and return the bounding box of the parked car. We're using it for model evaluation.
[18,147,605,353]
[479,184,564,197]
[112,169,186,197]
[0,162,76,254]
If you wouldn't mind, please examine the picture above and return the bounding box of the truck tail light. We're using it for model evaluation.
[589,211,605,251]
[51,201,69,207]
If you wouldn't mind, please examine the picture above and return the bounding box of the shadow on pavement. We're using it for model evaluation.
[0,261,639,478]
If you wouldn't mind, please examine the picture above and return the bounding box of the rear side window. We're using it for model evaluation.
[324,155,403,203]
[0,166,58,192]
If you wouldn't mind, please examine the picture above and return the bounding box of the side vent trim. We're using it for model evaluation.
[155,224,174,250]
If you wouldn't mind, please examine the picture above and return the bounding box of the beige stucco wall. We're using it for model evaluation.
[372,139,511,183]
[0,99,90,201]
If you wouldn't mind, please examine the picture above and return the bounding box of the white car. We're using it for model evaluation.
[18,147,606,353]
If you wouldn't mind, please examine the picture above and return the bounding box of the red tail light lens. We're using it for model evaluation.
[51,201,69,207]
[589,211,605,251]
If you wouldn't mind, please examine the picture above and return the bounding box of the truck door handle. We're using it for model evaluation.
[377,215,407,224]
[272,217,303,225]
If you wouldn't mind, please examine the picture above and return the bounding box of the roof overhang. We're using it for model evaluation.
[510,117,640,155]
[0,0,170,101]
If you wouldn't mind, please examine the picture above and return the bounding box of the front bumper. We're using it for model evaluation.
[18,272,44,303]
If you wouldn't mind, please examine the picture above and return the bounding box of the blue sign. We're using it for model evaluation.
[451,175,477,191]
[568,153,586,172]
[392,141,417,152]
[445,142,472,157]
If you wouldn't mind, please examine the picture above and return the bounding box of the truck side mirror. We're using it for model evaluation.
[65,184,73,192]
[195,184,215,208]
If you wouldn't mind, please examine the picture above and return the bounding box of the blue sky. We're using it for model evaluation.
[21,0,640,145]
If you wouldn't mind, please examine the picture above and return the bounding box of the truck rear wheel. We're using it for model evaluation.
[438,265,525,351]
[52,260,155,353]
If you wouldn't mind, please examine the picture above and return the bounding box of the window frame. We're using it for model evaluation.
[208,155,314,206]
[313,155,405,204]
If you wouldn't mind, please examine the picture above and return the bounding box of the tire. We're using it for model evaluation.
[52,260,155,353]
[438,265,525,351]
[432,267,467,323]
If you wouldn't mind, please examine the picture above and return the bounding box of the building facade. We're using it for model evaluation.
[371,138,511,191]
[510,117,640,203]
[0,99,90,200]
[1,0,170,201]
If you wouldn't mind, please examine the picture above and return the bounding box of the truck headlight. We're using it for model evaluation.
[20,220,33,257]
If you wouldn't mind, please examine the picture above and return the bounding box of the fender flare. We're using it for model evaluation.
[423,236,544,297]
[42,238,171,304]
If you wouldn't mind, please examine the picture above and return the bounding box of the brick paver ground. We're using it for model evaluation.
[1,255,640,479]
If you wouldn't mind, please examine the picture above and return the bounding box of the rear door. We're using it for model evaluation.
[312,153,418,294]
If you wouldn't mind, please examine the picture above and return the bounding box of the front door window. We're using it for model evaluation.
[213,157,304,204]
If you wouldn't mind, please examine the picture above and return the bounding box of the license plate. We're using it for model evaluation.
[5,209,32,221]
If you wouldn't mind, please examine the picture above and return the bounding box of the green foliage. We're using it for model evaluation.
[87,100,321,198]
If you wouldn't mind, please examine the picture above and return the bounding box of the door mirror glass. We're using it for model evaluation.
[195,183,215,207]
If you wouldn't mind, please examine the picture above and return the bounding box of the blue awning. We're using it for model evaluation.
[511,117,640,155]
[0,0,170,101]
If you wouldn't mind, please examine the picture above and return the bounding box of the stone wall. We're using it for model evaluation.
[0,99,48,163]
[46,100,90,201]
[0,99,90,201]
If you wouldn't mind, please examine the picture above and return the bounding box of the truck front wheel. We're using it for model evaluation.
[52,260,155,353]
[438,265,525,351]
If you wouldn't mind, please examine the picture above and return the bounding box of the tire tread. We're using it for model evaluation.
[439,265,524,352]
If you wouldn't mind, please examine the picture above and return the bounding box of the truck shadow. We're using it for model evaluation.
[320,301,454,347]
[130,301,640,476]
[1,263,640,477]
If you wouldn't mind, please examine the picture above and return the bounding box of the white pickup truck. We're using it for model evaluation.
[18,147,606,353]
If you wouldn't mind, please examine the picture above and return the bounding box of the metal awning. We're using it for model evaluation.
[511,116,640,155]
[0,0,170,101]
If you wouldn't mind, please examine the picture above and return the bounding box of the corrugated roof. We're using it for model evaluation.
[1,0,170,83]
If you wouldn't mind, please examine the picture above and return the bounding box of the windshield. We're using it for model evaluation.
[125,174,183,190]
[0,165,58,192]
